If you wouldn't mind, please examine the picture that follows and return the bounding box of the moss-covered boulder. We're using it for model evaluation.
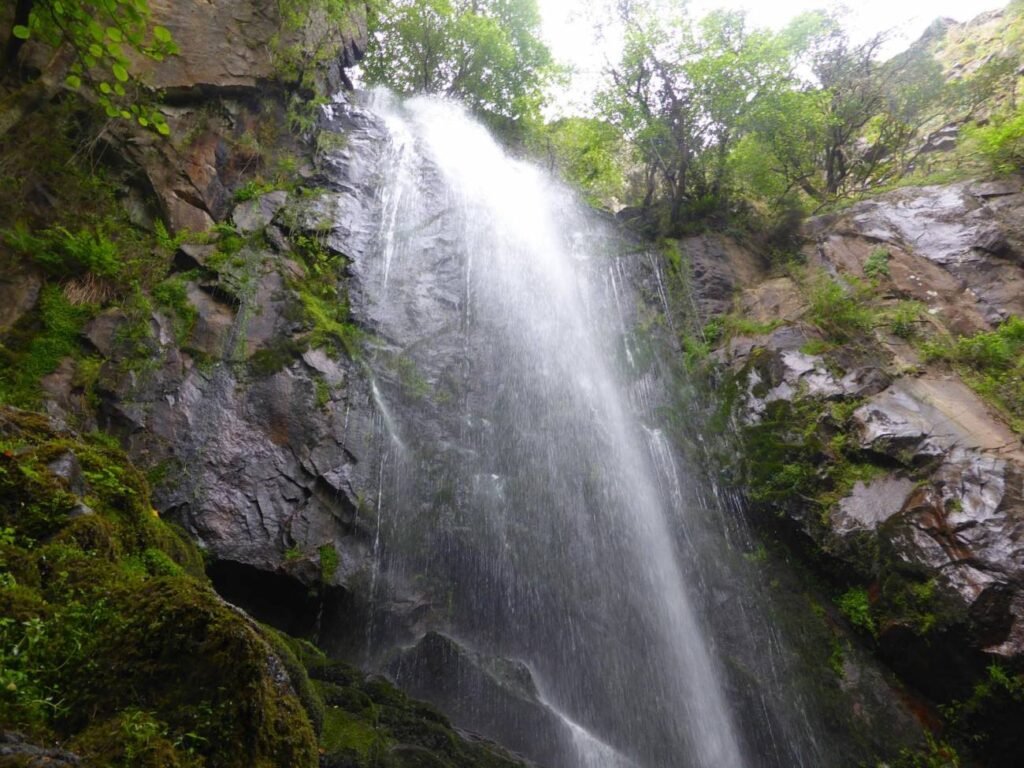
[0,406,318,767]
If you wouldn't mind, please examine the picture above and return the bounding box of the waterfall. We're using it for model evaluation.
[319,91,825,768]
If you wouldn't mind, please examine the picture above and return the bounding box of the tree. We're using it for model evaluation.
[719,8,949,213]
[0,0,177,140]
[597,1,791,230]
[529,116,627,206]
[360,0,553,132]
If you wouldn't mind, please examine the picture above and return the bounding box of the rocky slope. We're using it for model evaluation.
[682,175,1024,765]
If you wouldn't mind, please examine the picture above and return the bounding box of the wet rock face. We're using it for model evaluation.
[104,1,369,235]
[142,0,368,92]
[390,633,576,767]
[732,328,1024,664]
[807,179,1024,328]
[681,234,768,321]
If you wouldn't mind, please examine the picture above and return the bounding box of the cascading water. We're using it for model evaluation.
[318,91,832,767]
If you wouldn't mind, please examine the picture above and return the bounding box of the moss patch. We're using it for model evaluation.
[0,406,317,767]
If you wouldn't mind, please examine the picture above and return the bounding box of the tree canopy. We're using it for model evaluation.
[588,0,958,234]
[361,0,553,132]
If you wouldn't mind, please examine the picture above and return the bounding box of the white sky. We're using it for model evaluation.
[539,0,1012,114]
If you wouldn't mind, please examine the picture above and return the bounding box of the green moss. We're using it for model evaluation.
[390,355,431,400]
[320,708,386,760]
[0,407,318,766]
[874,565,959,637]
[863,247,891,279]
[248,336,307,376]
[233,180,280,203]
[940,663,1024,763]
[886,734,962,768]
[887,301,925,340]
[804,272,875,343]
[70,710,199,768]
[319,542,339,581]
[261,625,325,737]
[299,290,362,359]
[315,377,332,408]
[836,586,877,637]
[0,286,95,408]
[152,275,199,345]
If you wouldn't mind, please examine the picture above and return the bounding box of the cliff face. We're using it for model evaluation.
[685,176,1024,765]
[5,2,1024,766]
[0,4,529,766]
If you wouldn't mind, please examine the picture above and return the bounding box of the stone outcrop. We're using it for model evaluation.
[709,175,1024,764]
[807,179,1024,329]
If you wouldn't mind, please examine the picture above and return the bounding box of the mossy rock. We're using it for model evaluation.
[0,406,319,767]
[70,712,198,768]
[53,577,317,767]
[51,515,122,560]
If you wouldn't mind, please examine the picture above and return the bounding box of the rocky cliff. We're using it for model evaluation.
[0,3,530,766]
[680,176,1024,766]
[4,2,1024,766]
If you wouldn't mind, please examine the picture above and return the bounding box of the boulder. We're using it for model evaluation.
[389,632,579,767]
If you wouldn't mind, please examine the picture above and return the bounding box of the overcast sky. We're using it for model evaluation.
[539,0,1011,114]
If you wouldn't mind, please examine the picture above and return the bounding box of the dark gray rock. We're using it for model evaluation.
[174,242,218,271]
[232,190,289,233]
[833,476,917,536]
[47,451,86,497]
[83,309,129,359]
[0,731,80,766]
[389,633,578,767]
[0,267,41,333]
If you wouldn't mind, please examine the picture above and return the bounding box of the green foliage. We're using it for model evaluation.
[389,354,430,400]
[599,4,793,230]
[836,587,876,636]
[318,543,339,581]
[966,104,1024,173]
[704,314,782,343]
[804,273,874,343]
[863,247,891,279]
[887,300,925,340]
[299,290,362,358]
[152,275,199,345]
[0,286,95,408]
[282,229,362,359]
[887,734,961,768]
[13,0,178,135]
[233,180,280,203]
[598,3,948,229]
[529,117,627,205]
[314,377,331,408]
[940,663,1024,762]
[922,316,1024,432]
[2,222,121,281]
[362,0,554,132]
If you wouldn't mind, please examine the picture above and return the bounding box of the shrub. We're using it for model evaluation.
[863,247,891,279]
[805,273,874,342]
[967,106,1024,173]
